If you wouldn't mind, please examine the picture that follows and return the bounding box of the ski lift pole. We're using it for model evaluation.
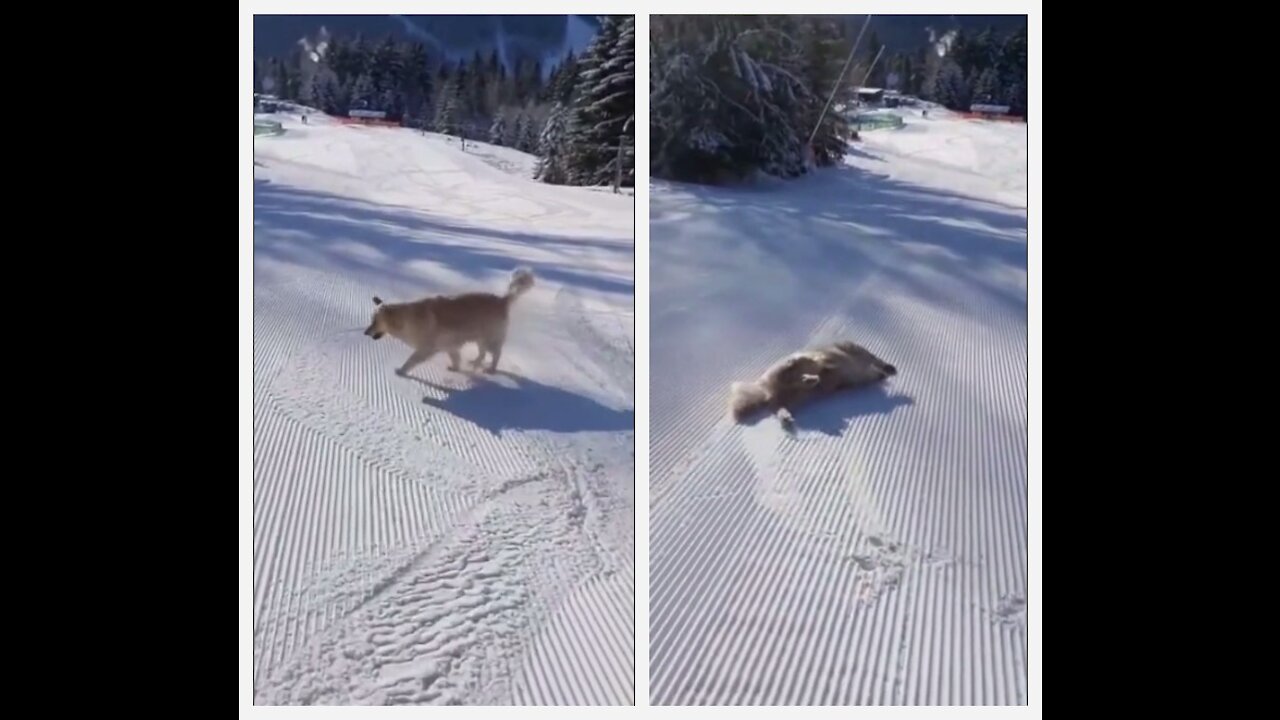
[855,45,887,97]
[614,114,635,194]
[806,14,872,153]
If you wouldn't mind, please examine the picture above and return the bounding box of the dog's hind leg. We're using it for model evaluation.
[483,340,503,374]
[482,327,507,374]
[469,346,488,370]
[446,348,463,372]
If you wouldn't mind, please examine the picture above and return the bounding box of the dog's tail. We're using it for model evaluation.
[505,267,535,302]
[729,381,772,422]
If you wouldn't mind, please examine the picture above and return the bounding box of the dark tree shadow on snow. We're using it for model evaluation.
[654,162,1027,317]
[253,179,632,299]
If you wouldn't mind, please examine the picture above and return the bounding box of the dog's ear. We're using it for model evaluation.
[372,296,383,305]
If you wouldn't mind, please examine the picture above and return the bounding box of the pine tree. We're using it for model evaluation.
[505,111,524,148]
[866,31,886,88]
[346,35,370,80]
[372,37,402,99]
[549,50,579,105]
[611,17,636,187]
[313,66,345,114]
[379,87,398,117]
[562,16,634,185]
[434,75,462,134]
[535,103,571,183]
[999,28,1027,115]
[972,67,1001,105]
[418,101,433,132]
[402,42,432,123]
[516,112,538,153]
[350,73,375,111]
[1006,78,1027,117]
[298,69,319,108]
[468,50,490,127]
[973,27,999,73]
[798,17,853,167]
[270,59,292,99]
[489,113,507,146]
[651,16,775,182]
[930,59,968,110]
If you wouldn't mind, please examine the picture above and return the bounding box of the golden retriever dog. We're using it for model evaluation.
[729,340,898,427]
[364,267,535,376]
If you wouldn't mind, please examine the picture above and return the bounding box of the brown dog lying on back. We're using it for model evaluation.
[364,267,535,377]
[729,340,898,428]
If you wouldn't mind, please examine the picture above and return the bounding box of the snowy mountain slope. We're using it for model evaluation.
[649,113,1027,705]
[252,112,634,705]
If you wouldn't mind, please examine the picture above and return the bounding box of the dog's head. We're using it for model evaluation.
[833,340,867,358]
[834,341,897,377]
[364,296,390,340]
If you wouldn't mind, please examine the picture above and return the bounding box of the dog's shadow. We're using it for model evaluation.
[740,384,914,436]
[417,370,634,435]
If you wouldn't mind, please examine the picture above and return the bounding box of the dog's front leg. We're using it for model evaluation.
[447,349,463,371]
[396,349,434,377]
[484,344,503,374]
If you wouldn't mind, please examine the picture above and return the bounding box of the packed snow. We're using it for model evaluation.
[649,109,1027,704]
[252,111,634,705]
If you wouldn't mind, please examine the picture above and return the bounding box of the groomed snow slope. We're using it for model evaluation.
[649,110,1027,705]
[252,113,635,705]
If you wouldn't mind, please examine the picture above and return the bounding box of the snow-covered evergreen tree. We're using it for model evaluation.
[650,17,747,182]
[563,15,635,186]
[350,73,375,110]
[313,67,345,114]
[516,112,539,153]
[928,59,968,110]
[798,17,853,167]
[489,113,507,146]
[972,67,1001,105]
[535,103,571,184]
[652,15,828,182]
[435,75,462,134]
[504,111,522,148]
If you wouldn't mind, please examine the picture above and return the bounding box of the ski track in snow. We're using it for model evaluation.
[649,112,1027,705]
[252,115,634,705]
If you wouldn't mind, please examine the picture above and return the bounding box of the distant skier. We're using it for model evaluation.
[922,109,928,118]
[301,114,308,125]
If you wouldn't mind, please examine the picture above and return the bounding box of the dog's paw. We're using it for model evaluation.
[394,367,408,377]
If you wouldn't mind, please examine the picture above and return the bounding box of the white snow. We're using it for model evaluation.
[649,112,1027,704]
[252,115,634,705]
